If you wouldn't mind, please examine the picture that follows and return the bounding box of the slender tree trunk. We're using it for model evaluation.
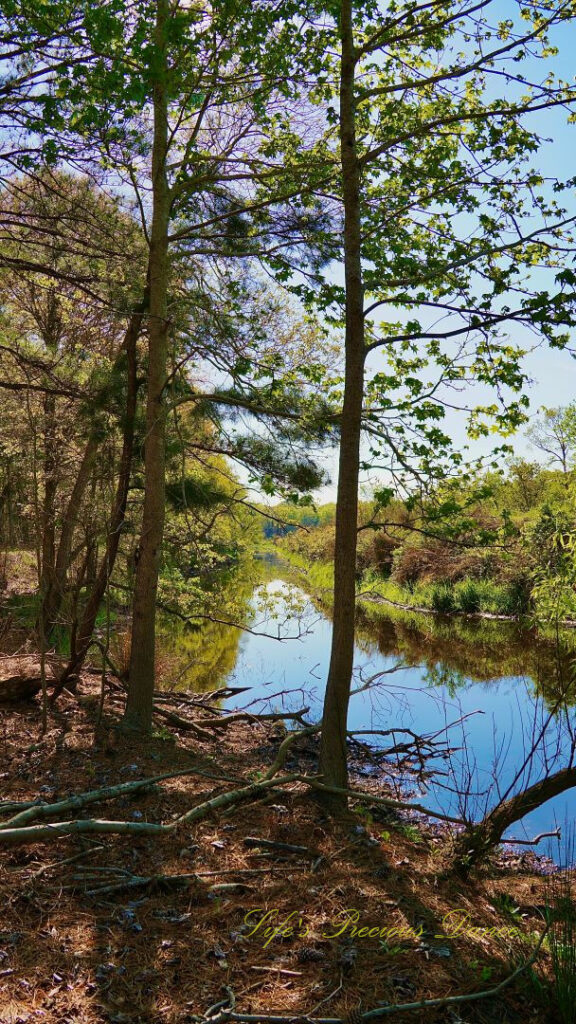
[123,0,170,733]
[318,0,365,802]
[41,435,99,635]
[55,305,141,693]
[39,389,57,616]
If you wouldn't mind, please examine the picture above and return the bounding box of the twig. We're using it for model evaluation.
[30,844,105,878]
[250,967,302,977]
[243,836,314,856]
[501,829,561,846]
[201,710,311,730]
[85,873,193,897]
[194,868,299,877]
[309,972,343,1016]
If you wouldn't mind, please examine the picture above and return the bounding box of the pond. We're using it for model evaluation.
[157,561,576,866]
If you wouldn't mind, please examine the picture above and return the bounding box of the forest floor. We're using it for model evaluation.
[0,675,569,1024]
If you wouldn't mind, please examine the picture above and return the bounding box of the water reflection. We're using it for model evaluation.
[157,567,576,863]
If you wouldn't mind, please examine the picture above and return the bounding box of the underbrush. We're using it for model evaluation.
[359,573,529,617]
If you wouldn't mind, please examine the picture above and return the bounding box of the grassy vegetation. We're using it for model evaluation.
[266,459,576,624]
[359,574,528,618]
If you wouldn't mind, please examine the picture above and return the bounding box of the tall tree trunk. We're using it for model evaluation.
[123,0,170,733]
[318,0,365,802]
[44,293,147,646]
[55,305,142,693]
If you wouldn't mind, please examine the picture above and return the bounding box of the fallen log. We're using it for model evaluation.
[0,676,42,702]
[0,767,236,830]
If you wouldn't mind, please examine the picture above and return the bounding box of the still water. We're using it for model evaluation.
[159,569,576,865]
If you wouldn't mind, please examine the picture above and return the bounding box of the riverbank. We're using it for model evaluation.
[0,677,568,1023]
[276,549,576,631]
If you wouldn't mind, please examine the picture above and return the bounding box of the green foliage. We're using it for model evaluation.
[453,580,482,614]
[430,583,456,614]
[544,870,576,1024]
[395,822,424,844]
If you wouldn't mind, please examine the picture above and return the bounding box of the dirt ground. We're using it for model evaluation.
[0,678,567,1024]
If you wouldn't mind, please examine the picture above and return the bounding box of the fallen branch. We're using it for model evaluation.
[152,704,216,740]
[0,773,299,845]
[0,818,169,845]
[243,836,313,856]
[296,775,467,827]
[176,775,298,826]
[31,845,105,878]
[501,828,561,846]
[201,710,310,730]
[0,768,213,830]
[153,686,248,707]
[84,873,193,897]
[264,725,319,780]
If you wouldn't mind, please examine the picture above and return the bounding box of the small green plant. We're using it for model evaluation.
[492,892,521,920]
[379,941,403,955]
[470,960,493,983]
[543,829,576,1024]
[355,804,374,827]
[545,893,576,1023]
[430,583,455,613]
[151,725,176,743]
[396,822,424,843]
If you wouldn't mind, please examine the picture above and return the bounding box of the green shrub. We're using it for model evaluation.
[498,577,532,616]
[430,583,455,613]
[455,580,481,613]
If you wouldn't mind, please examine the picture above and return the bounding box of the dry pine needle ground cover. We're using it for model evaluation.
[0,679,567,1024]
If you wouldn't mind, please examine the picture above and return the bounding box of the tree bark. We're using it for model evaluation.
[39,388,57,621]
[318,0,365,802]
[55,303,142,692]
[123,0,170,733]
[41,434,99,635]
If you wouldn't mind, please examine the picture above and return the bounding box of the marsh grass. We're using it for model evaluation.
[543,829,576,1024]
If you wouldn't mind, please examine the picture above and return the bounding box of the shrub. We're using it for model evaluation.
[498,577,532,616]
[455,580,481,613]
[430,583,455,613]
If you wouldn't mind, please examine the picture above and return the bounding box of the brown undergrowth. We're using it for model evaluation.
[0,679,568,1024]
